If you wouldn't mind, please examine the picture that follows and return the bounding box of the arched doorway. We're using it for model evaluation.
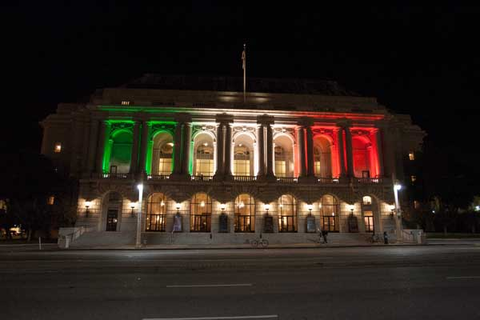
[151,132,174,176]
[320,195,339,232]
[190,193,212,232]
[278,194,297,232]
[234,194,256,232]
[104,192,123,231]
[146,193,169,232]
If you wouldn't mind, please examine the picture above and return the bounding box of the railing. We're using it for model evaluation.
[92,173,131,179]
[317,177,340,183]
[233,175,257,182]
[147,175,170,180]
[276,177,298,183]
[191,175,213,181]
[355,177,382,183]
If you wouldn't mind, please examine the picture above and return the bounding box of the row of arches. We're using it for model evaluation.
[105,127,378,178]
[103,192,378,233]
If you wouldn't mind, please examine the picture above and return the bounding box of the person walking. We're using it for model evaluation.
[321,230,329,244]
[383,231,389,244]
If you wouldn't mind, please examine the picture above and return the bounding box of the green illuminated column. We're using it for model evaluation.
[139,120,150,175]
[182,122,192,175]
[129,121,140,174]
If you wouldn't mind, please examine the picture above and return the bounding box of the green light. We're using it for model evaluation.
[146,141,153,175]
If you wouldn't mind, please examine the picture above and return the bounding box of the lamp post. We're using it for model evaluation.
[85,201,91,217]
[135,183,144,248]
[393,181,402,241]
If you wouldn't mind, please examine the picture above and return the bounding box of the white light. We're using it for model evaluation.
[137,184,144,192]
[203,142,208,146]
[220,203,226,211]
[167,142,174,147]
[307,204,313,211]
[348,204,355,211]
[200,201,205,207]
[85,201,92,208]
[130,202,137,209]
[432,210,436,214]
[264,203,271,211]
[475,205,480,212]
[175,203,181,210]
[160,200,165,207]
[394,183,402,191]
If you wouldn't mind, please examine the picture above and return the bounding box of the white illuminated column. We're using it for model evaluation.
[136,183,144,248]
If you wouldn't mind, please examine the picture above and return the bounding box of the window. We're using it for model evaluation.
[364,211,374,232]
[235,194,255,232]
[54,142,62,153]
[121,100,130,105]
[146,193,168,232]
[362,196,372,205]
[194,140,214,177]
[47,196,55,205]
[190,193,212,232]
[409,152,415,161]
[414,200,420,209]
[320,195,339,232]
[411,175,417,183]
[278,195,297,232]
[152,134,174,175]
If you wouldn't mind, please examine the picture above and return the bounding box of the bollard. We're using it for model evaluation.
[38,236,42,250]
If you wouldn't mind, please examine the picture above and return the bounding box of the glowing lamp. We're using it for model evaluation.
[175,203,181,211]
[264,203,271,213]
[220,203,226,212]
[394,183,402,191]
[307,204,313,212]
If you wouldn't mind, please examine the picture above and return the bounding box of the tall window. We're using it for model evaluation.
[320,195,339,232]
[235,194,255,232]
[364,211,374,232]
[352,136,372,178]
[109,131,133,174]
[190,193,212,232]
[274,135,294,177]
[146,193,168,232]
[278,195,297,232]
[194,133,214,177]
[152,132,173,175]
[105,192,122,232]
[313,136,332,178]
[234,134,254,176]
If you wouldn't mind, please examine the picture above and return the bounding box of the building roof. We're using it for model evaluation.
[119,74,359,96]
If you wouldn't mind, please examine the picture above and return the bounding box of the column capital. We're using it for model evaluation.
[216,113,234,124]
[297,117,314,127]
[174,113,192,123]
[336,118,352,128]
[257,114,275,125]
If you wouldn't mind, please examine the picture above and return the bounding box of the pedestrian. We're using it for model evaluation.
[322,230,328,243]
[383,231,389,244]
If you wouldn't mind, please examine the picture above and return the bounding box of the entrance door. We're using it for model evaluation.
[323,216,338,232]
[363,211,374,232]
[106,209,118,231]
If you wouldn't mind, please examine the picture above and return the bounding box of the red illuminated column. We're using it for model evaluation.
[336,127,346,178]
[374,128,384,178]
[344,126,354,177]
[214,122,224,177]
[129,120,140,174]
[181,122,192,175]
[306,125,315,177]
[257,124,265,177]
[296,126,306,177]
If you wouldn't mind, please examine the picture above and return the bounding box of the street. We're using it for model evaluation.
[1,245,480,320]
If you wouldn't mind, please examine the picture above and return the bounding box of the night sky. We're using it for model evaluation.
[2,2,479,193]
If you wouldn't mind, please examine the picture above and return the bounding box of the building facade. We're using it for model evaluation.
[41,75,425,245]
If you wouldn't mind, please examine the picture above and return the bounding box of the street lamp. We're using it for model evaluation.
[135,183,144,248]
[393,181,403,241]
[475,205,480,212]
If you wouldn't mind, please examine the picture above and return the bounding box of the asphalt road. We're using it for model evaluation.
[1,245,480,320]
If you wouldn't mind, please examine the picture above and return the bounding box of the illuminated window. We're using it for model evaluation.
[47,196,55,205]
[146,193,168,232]
[194,138,214,177]
[278,195,297,232]
[363,211,374,232]
[54,142,62,153]
[190,193,212,232]
[121,100,130,105]
[409,152,415,161]
[414,200,420,209]
[362,196,372,205]
[235,194,256,232]
[411,175,417,182]
[320,195,339,232]
[153,134,174,175]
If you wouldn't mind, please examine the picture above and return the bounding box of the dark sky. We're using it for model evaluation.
[2,2,479,183]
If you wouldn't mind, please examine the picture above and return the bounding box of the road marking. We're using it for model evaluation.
[143,315,278,320]
[166,283,253,288]
[446,276,480,280]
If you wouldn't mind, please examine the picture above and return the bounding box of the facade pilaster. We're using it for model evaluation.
[296,126,306,178]
[224,122,233,178]
[344,124,354,178]
[129,120,141,175]
[172,121,183,175]
[306,125,314,177]
[138,120,150,176]
[95,120,108,174]
[214,122,225,178]
[256,124,266,177]
[335,126,346,178]
[181,122,192,175]
[87,118,99,175]
[266,123,275,178]
[374,128,385,178]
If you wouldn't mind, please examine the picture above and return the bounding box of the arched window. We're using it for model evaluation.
[313,136,332,178]
[234,194,255,232]
[193,133,214,178]
[109,131,133,174]
[363,196,372,205]
[105,192,122,231]
[353,136,372,178]
[278,195,297,232]
[152,132,174,176]
[234,135,254,176]
[319,195,339,232]
[190,193,212,232]
[361,195,374,232]
[274,135,294,177]
[146,193,168,232]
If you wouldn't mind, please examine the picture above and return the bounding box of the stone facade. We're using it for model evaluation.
[41,75,425,245]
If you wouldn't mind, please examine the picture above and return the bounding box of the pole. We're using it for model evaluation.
[136,182,144,248]
[242,43,246,104]
[38,236,42,250]
[392,174,402,242]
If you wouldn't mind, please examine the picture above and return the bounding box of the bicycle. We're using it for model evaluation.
[245,238,269,248]
[309,230,327,245]
[368,233,382,243]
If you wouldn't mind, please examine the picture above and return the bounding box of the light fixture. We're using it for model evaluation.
[307,203,313,212]
[203,142,208,146]
[318,203,322,209]
[175,203,181,211]
[348,204,355,213]
[160,200,165,207]
[264,203,271,214]
[130,202,137,217]
[85,201,91,217]
[220,203,226,212]
[394,183,402,191]
[475,205,480,212]
[200,201,205,207]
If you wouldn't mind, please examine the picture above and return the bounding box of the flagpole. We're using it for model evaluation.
[243,43,246,104]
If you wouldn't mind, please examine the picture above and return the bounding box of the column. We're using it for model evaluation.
[214,123,224,177]
[129,121,140,174]
[95,121,108,174]
[336,127,346,178]
[224,122,233,177]
[139,120,150,175]
[257,124,265,177]
[344,125,354,177]
[87,119,99,174]
[296,126,306,177]
[172,121,183,175]
[266,123,274,177]
[82,119,91,172]
[374,128,384,178]
[181,122,192,175]
[306,125,314,177]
